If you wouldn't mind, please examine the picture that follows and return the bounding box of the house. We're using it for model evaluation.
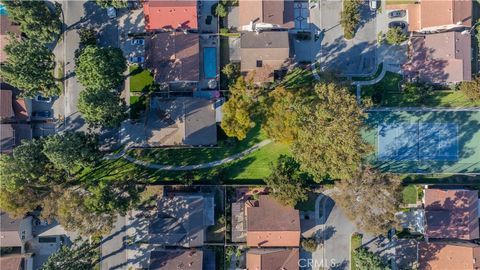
[0,212,33,253]
[403,31,471,84]
[0,85,30,122]
[246,248,299,270]
[144,97,217,146]
[0,124,32,153]
[148,195,214,248]
[148,249,214,270]
[240,31,291,83]
[0,90,15,121]
[418,243,480,270]
[0,255,31,270]
[146,32,199,86]
[0,15,21,63]
[143,0,198,31]
[246,195,300,247]
[386,0,472,33]
[423,188,479,240]
[239,0,294,31]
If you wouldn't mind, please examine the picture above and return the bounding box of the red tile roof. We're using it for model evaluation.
[424,188,479,240]
[143,0,198,31]
[247,248,299,270]
[0,90,15,119]
[419,243,480,270]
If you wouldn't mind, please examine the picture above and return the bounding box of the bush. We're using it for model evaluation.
[301,238,318,252]
[459,76,480,101]
[385,27,408,45]
[78,28,98,47]
[219,27,229,34]
[403,82,433,104]
[212,2,228,17]
[340,0,361,40]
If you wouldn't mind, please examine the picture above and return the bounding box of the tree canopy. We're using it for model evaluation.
[264,155,309,207]
[340,0,361,39]
[291,83,372,181]
[40,239,99,270]
[333,166,402,235]
[385,27,408,45]
[221,77,257,140]
[353,248,391,270]
[459,76,480,101]
[78,88,127,128]
[3,0,61,44]
[0,38,59,97]
[75,45,126,91]
[94,0,128,8]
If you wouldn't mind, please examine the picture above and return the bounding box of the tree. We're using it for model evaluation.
[385,27,408,45]
[94,0,128,8]
[340,0,361,40]
[353,248,390,270]
[403,82,433,104]
[301,238,318,253]
[291,83,372,181]
[333,166,402,235]
[0,38,59,97]
[264,155,309,207]
[40,240,99,270]
[222,63,240,86]
[78,88,127,128]
[221,77,256,140]
[459,76,480,101]
[78,28,98,47]
[263,87,301,144]
[2,0,61,44]
[75,46,126,91]
[42,132,100,172]
[214,3,228,17]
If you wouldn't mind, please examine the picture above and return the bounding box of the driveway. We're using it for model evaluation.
[318,0,377,76]
[100,215,127,270]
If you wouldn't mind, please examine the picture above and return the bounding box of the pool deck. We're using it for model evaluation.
[364,110,480,174]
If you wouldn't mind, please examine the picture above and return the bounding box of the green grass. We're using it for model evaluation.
[402,185,417,204]
[129,95,147,119]
[129,65,154,93]
[350,233,363,270]
[352,63,383,82]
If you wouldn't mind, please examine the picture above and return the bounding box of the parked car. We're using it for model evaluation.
[369,0,378,11]
[35,95,52,103]
[388,21,407,30]
[131,38,144,45]
[107,7,116,19]
[388,10,406,18]
[129,56,145,63]
[32,110,52,118]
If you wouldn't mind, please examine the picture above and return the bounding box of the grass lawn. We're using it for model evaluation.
[129,95,147,119]
[402,185,417,204]
[129,65,154,93]
[350,233,363,270]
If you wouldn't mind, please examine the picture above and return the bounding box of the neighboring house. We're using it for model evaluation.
[0,255,32,270]
[246,248,300,270]
[239,0,294,31]
[418,243,480,270]
[422,188,479,240]
[240,31,291,83]
[403,31,471,84]
[0,15,21,63]
[0,124,32,153]
[143,0,198,31]
[146,32,199,87]
[0,212,33,253]
[148,195,214,248]
[144,97,217,146]
[386,0,472,33]
[246,195,300,247]
[148,249,216,270]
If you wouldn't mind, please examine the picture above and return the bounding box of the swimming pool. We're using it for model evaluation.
[203,47,217,79]
[0,4,7,15]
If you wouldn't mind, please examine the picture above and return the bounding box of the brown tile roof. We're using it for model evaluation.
[239,0,294,29]
[0,84,29,120]
[0,255,24,270]
[404,32,471,83]
[0,16,21,63]
[0,90,14,119]
[149,249,203,270]
[0,212,23,247]
[247,248,299,270]
[143,0,197,31]
[0,124,32,154]
[146,32,199,83]
[246,195,300,247]
[424,188,479,240]
[419,243,480,270]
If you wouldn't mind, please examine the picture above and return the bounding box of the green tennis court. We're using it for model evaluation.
[363,110,480,174]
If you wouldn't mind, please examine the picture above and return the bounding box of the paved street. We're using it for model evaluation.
[101,215,127,270]
[318,0,377,76]
[53,0,120,132]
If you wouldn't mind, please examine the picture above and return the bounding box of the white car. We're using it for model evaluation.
[107,7,117,19]
[131,39,145,45]
[35,95,52,103]
[369,0,378,11]
[129,56,145,63]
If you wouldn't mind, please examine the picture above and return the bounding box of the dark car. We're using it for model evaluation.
[388,21,407,30]
[388,10,406,18]
[32,110,52,118]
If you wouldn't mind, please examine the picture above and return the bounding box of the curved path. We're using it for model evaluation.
[107,140,273,171]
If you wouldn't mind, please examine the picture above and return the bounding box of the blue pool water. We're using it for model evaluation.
[203,47,217,79]
[0,5,7,15]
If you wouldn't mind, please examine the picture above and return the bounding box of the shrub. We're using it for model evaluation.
[340,0,361,40]
[385,27,408,45]
[459,76,480,101]
[213,2,228,17]
[301,238,318,252]
[403,82,433,104]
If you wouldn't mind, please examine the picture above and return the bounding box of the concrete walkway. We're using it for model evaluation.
[107,140,273,171]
